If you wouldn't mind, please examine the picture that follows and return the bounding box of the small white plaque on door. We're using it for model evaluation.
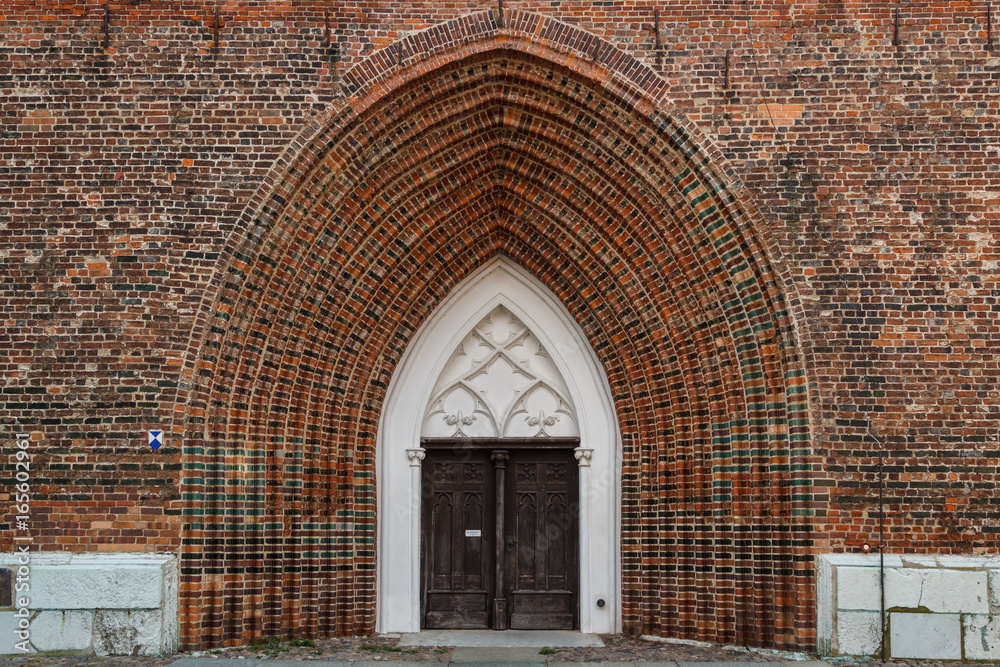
[464,529,481,538]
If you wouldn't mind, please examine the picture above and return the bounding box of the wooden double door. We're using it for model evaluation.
[420,442,579,630]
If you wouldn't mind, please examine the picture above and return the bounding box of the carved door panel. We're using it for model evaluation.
[421,450,493,629]
[505,450,578,630]
[421,446,578,630]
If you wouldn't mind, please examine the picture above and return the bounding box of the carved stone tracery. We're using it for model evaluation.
[422,305,579,438]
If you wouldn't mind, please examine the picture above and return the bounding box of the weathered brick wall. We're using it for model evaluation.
[2,0,998,652]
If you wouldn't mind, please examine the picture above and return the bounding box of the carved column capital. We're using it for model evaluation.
[406,447,426,467]
[490,449,510,468]
[574,447,594,467]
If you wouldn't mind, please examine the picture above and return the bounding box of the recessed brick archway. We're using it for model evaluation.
[177,9,814,653]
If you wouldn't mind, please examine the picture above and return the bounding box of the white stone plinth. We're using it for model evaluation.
[964,614,1000,661]
[837,567,880,610]
[890,612,961,660]
[837,610,881,656]
[0,553,177,656]
[883,568,920,609]
[0,612,35,654]
[989,570,1000,612]
[30,611,94,652]
[31,562,163,610]
[920,570,988,614]
[819,553,1000,660]
[93,610,163,656]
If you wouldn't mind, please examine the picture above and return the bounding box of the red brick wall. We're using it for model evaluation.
[2,0,998,653]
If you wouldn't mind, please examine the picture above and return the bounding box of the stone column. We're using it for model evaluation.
[575,446,594,628]
[405,447,425,631]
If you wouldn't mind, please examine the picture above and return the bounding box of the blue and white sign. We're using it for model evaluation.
[148,430,163,451]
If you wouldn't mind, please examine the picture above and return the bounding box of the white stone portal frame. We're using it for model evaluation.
[376,257,622,634]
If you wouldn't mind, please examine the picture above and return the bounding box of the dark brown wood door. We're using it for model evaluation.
[421,449,494,628]
[505,450,578,629]
[421,445,578,630]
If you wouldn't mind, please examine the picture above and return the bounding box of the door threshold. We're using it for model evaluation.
[398,630,604,648]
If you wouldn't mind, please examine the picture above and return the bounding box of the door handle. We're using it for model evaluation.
[506,537,515,553]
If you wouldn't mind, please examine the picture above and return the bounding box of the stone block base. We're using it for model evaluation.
[818,553,1000,660]
[0,553,177,656]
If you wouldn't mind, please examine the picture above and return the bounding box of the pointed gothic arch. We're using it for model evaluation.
[378,257,620,633]
[176,9,815,652]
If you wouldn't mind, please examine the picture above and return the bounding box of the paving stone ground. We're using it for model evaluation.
[0,634,990,667]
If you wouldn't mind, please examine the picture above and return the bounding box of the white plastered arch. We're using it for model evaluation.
[376,257,622,634]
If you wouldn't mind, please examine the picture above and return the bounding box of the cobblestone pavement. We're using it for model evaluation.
[0,634,991,667]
